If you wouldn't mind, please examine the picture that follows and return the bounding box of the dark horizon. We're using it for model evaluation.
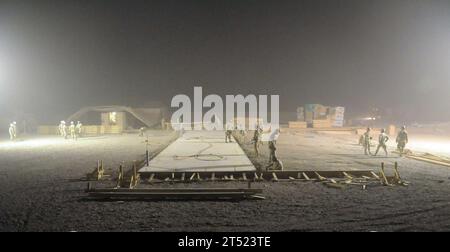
[1,0,449,124]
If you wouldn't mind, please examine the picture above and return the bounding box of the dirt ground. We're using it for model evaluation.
[0,129,449,232]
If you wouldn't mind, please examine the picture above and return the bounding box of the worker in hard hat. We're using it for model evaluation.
[69,121,76,140]
[8,122,17,140]
[12,121,17,138]
[76,121,83,138]
[358,134,364,145]
[266,128,283,171]
[252,123,263,157]
[139,127,146,137]
[238,123,246,137]
[225,120,233,143]
[161,118,166,130]
[396,125,409,156]
[362,127,372,155]
[266,141,284,171]
[58,121,66,138]
[374,128,389,156]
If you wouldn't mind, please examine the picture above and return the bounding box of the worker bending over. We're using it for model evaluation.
[266,128,283,171]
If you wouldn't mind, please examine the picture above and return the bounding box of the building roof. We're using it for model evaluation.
[67,105,165,128]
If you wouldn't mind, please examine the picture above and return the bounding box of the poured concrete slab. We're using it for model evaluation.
[139,131,256,173]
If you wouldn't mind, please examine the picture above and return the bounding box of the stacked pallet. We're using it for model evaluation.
[103,125,123,134]
[84,125,103,135]
[312,119,331,128]
[330,107,345,127]
[289,121,308,129]
[37,126,59,135]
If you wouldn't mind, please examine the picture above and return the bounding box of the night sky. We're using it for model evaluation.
[0,0,449,123]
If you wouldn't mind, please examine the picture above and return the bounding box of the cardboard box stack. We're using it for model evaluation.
[296,104,345,128]
[289,121,308,129]
[314,104,329,120]
[330,106,345,127]
[312,119,332,128]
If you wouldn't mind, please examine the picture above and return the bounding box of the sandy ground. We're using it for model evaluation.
[0,130,450,231]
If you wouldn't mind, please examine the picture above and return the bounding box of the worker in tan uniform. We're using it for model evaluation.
[396,125,409,156]
[374,128,389,156]
[76,121,83,138]
[69,121,76,140]
[139,127,146,137]
[266,128,283,171]
[161,118,166,130]
[362,127,372,155]
[252,124,262,157]
[59,121,67,139]
[8,122,17,140]
[225,121,233,143]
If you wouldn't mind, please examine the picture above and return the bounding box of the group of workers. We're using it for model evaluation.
[361,126,409,156]
[58,121,83,140]
[7,117,410,165]
[228,123,410,172]
[226,122,284,172]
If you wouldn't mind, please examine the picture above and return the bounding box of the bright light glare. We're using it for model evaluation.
[384,135,450,157]
[0,60,3,83]
[407,139,450,157]
[0,58,8,85]
[0,137,66,149]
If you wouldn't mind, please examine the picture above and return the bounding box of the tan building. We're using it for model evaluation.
[38,105,167,135]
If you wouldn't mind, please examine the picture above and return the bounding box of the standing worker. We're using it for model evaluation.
[69,121,76,140]
[8,122,17,140]
[76,121,83,138]
[59,121,67,139]
[12,121,17,139]
[239,123,246,137]
[58,121,63,136]
[252,124,262,157]
[225,120,233,143]
[362,127,372,155]
[139,127,146,137]
[161,118,166,130]
[374,128,389,156]
[396,125,409,156]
